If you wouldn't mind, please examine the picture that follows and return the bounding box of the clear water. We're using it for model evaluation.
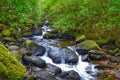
[32,25,98,80]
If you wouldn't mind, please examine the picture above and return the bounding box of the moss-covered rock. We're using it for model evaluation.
[77,40,102,51]
[24,40,46,56]
[75,34,86,43]
[43,33,58,39]
[3,37,15,42]
[2,29,11,37]
[22,32,33,37]
[95,39,110,45]
[0,44,26,80]
[22,27,31,33]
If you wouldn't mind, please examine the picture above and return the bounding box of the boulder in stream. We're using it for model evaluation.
[76,40,102,51]
[33,28,42,35]
[22,56,46,68]
[32,67,57,80]
[43,33,58,39]
[24,40,46,56]
[88,50,105,60]
[58,70,80,80]
[48,47,78,64]
[46,63,62,76]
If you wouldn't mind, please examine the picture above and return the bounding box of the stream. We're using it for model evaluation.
[26,21,99,80]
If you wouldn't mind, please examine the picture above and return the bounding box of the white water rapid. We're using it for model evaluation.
[32,23,98,80]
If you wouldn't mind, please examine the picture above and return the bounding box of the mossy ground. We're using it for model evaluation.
[0,44,26,80]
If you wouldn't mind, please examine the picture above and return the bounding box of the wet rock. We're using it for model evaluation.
[88,50,104,60]
[32,67,57,80]
[86,66,99,76]
[95,65,112,70]
[46,63,62,76]
[76,40,102,51]
[48,29,59,34]
[7,45,19,51]
[58,70,80,80]
[76,49,88,55]
[22,32,33,37]
[33,28,42,35]
[22,56,46,68]
[48,47,78,64]
[43,33,58,39]
[24,40,46,56]
[81,54,90,62]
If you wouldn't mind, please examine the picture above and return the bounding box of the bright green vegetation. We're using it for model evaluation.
[0,44,26,80]
[40,0,120,40]
[0,0,41,28]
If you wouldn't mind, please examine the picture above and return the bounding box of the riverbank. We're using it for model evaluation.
[0,22,120,80]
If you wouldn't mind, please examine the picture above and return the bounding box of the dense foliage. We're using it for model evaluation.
[0,0,41,28]
[41,0,120,39]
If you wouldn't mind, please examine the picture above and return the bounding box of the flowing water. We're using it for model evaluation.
[32,22,98,80]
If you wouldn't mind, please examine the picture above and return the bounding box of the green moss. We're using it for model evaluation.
[10,50,22,61]
[22,32,33,37]
[0,44,26,80]
[2,29,11,37]
[75,34,86,42]
[3,37,15,42]
[79,40,102,50]
[95,39,110,45]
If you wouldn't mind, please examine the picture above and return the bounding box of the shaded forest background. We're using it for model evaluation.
[0,0,120,40]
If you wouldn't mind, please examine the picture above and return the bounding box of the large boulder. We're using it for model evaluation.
[0,44,26,80]
[32,67,57,80]
[22,56,46,68]
[88,50,105,60]
[76,40,102,51]
[46,63,62,76]
[58,70,80,80]
[24,40,46,56]
[33,28,42,35]
[48,47,78,64]
[43,33,58,39]
[22,32,33,37]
